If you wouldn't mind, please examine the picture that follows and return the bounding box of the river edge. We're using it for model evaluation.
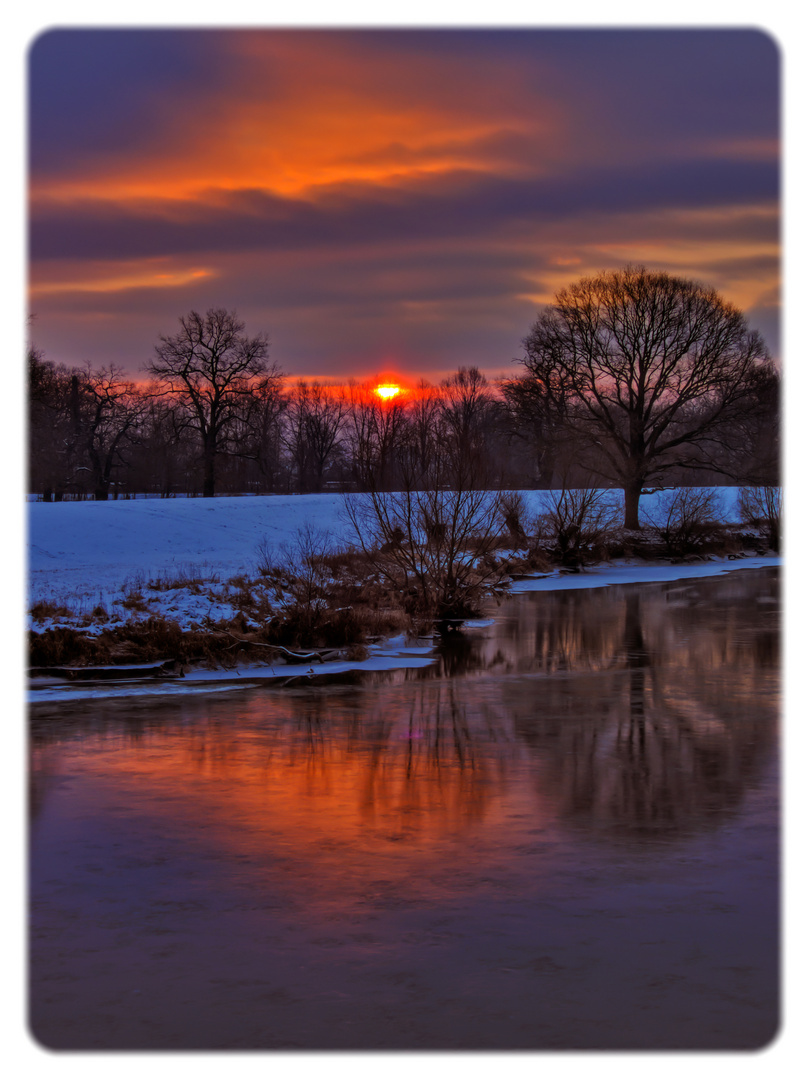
[28,564,781,1051]
[29,555,780,705]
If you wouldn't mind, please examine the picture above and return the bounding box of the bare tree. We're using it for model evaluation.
[283,380,346,493]
[535,481,621,567]
[399,380,441,488]
[644,487,722,558]
[127,394,191,497]
[345,456,507,621]
[230,369,287,491]
[148,308,274,497]
[439,366,497,486]
[345,381,408,490]
[500,372,570,487]
[78,365,147,499]
[738,486,782,552]
[28,346,74,499]
[731,361,780,485]
[520,266,770,528]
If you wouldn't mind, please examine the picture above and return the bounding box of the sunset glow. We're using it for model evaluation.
[28,29,779,379]
[374,383,402,401]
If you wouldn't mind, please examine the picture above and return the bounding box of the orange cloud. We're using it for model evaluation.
[30,33,555,207]
[31,263,215,296]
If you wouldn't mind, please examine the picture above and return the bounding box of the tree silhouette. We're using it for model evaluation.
[520,266,769,528]
[78,365,146,500]
[148,308,274,497]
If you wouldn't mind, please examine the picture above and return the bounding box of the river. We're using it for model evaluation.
[29,566,779,1050]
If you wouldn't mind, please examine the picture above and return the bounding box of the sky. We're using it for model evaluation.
[27,27,780,384]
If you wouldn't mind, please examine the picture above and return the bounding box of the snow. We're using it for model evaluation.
[27,487,771,623]
[27,487,779,698]
[509,556,780,593]
[28,493,357,611]
[27,487,750,611]
[28,646,439,706]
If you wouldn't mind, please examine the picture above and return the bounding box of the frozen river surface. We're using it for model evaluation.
[29,567,779,1050]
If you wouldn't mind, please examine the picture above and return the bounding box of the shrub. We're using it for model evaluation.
[29,600,75,622]
[646,487,722,558]
[254,535,277,578]
[120,589,149,612]
[499,491,528,546]
[29,627,103,667]
[534,485,621,567]
[254,525,342,641]
[737,486,782,552]
[345,484,509,620]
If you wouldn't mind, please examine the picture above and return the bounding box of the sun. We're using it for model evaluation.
[374,383,402,401]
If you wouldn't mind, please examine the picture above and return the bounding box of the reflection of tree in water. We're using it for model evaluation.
[29,680,520,840]
[509,574,779,843]
[29,743,61,824]
[426,589,647,681]
[261,681,520,839]
[29,570,778,849]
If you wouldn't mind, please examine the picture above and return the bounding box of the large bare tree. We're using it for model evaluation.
[148,308,274,497]
[519,266,770,528]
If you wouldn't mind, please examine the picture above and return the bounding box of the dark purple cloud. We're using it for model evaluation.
[30,153,777,264]
[28,28,780,378]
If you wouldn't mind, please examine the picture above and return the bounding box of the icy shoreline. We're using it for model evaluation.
[28,555,780,705]
[27,491,779,704]
[509,554,780,592]
[28,488,763,630]
[28,632,439,705]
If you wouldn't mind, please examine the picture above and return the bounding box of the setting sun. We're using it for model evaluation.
[374,383,402,400]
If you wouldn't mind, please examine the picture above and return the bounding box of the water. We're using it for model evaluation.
[29,567,779,1050]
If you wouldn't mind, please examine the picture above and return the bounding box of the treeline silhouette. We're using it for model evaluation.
[28,296,778,502]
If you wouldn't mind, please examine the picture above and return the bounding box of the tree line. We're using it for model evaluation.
[28,268,779,525]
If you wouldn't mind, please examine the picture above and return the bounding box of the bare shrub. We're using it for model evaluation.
[535,485,621,567]
[256,525,343,643]
[254,535,277,577]
[120,589,150,612]
[29,627,104,667]
[737,486,782,552]
[29,600,75,622]
[499,491,528,546]
[645,487,721,558]
[147,564,220,591]
[345,485,509,620]
[279,525,334,605]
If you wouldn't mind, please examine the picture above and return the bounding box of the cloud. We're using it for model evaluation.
[30,150,777,266]
[28,28,780,377]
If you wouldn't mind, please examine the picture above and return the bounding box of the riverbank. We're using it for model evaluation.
[28,490,779,686]
[28,554,780,705]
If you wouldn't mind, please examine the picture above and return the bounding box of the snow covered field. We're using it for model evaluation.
[26,488,781,705]
[28,492,357,625]
[27,487,777,632]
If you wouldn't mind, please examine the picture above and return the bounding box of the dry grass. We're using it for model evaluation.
[29,600,75,622]
[120,590,150,612]
[146,564,221,591]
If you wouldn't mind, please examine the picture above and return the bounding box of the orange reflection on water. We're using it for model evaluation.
[58,681,543,905]
[29,572,779,902]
